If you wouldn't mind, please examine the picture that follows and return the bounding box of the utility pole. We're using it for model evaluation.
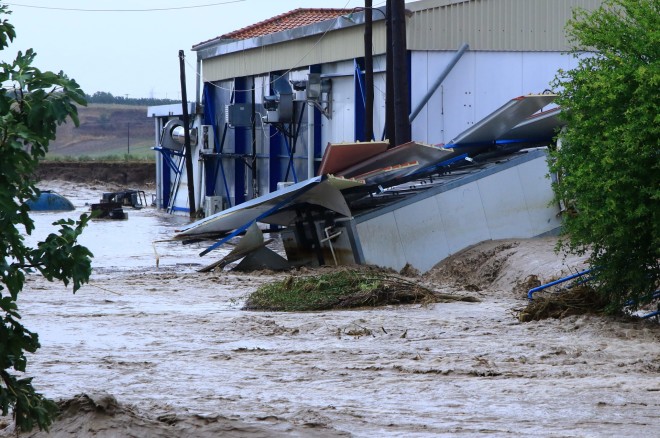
[127,122,130,155]
[179,50,196,219]
[391,0,411,147]
[364,0,374,142]
[385,1,395,147]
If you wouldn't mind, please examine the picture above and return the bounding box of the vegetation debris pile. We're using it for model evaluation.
[244,267,477,312]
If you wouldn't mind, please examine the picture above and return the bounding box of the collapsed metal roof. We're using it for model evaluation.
[176,94,563,256]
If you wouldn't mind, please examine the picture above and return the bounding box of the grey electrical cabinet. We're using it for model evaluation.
[225,104,252,127]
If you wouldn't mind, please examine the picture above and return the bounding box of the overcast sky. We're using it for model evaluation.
[4,0,382,99]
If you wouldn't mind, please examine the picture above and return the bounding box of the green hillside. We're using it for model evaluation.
[47,103,156,160]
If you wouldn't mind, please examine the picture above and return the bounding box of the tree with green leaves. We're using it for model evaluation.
[550,0,659,312]
[1,5,93,431]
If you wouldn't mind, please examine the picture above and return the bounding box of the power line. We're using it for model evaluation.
[4,0,245,12]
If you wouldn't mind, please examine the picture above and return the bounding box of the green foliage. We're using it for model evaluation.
[550,0,659,312]
[0,5,93,431]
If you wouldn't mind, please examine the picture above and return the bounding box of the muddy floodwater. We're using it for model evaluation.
[3,181,659,437]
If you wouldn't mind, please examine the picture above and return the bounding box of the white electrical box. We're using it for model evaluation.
[204,196,224,217]
[199,125,214,153]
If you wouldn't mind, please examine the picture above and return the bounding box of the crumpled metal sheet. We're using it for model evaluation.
[336,141,454,180]
[499,106,564,141]
[174,175,363,237]
[448,94,557,146]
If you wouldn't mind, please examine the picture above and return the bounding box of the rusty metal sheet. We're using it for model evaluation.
[352,161,420,185]
[318,141,390,176]
[336,141,454,179]
[449,94,557,145]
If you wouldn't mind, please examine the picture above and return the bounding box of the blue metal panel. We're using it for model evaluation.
[354,58,366,142]
[204,82,234,206]
[203,84,218,196]
[313,106,322,176]
[234,77,249,205]
[311,65,323,176]
[161,151,171,209]
[269,123,285,192]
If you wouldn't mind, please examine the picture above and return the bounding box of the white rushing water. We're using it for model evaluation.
[9,181,660,437]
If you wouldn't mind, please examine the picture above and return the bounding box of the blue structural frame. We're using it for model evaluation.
[152,145,183,209]
[203,83,236,207]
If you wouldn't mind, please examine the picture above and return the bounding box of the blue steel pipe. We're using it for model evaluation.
[641,310,659,319]
[282,135,298,183]
[527,269,593,300]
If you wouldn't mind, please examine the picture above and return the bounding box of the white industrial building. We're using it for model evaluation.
[151,0,603,272]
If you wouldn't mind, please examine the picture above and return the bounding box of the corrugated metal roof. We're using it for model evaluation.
[407,0,603,51]
[196,0,603,82]
[193,8,350,49]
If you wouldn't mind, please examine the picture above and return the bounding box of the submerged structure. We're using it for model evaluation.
[26,191,75,212]
[150,0,602,272]
[90,190,148,220]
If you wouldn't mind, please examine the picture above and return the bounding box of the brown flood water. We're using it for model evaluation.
[3,181,659,437]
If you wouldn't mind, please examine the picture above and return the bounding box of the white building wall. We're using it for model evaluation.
[411,51,580,144]
[355,149,560,273]
[318,56,388,148]
[325,75,355,143]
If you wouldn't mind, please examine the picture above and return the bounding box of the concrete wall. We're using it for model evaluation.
[354,149,560,273]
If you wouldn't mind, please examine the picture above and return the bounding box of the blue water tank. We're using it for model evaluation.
[26,191,75,211]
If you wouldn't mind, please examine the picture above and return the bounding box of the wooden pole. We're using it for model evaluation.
[391,0,411,147]
[385,0,395,147]
[364,0,374,142]
[179,50,196,218]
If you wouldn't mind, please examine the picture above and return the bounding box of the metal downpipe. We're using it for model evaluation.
[409,42,469,124]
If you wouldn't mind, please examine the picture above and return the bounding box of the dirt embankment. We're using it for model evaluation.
[36,161,156,187]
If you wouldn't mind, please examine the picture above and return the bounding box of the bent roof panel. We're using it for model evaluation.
[174,175,364,237]
[448,94,557,146]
